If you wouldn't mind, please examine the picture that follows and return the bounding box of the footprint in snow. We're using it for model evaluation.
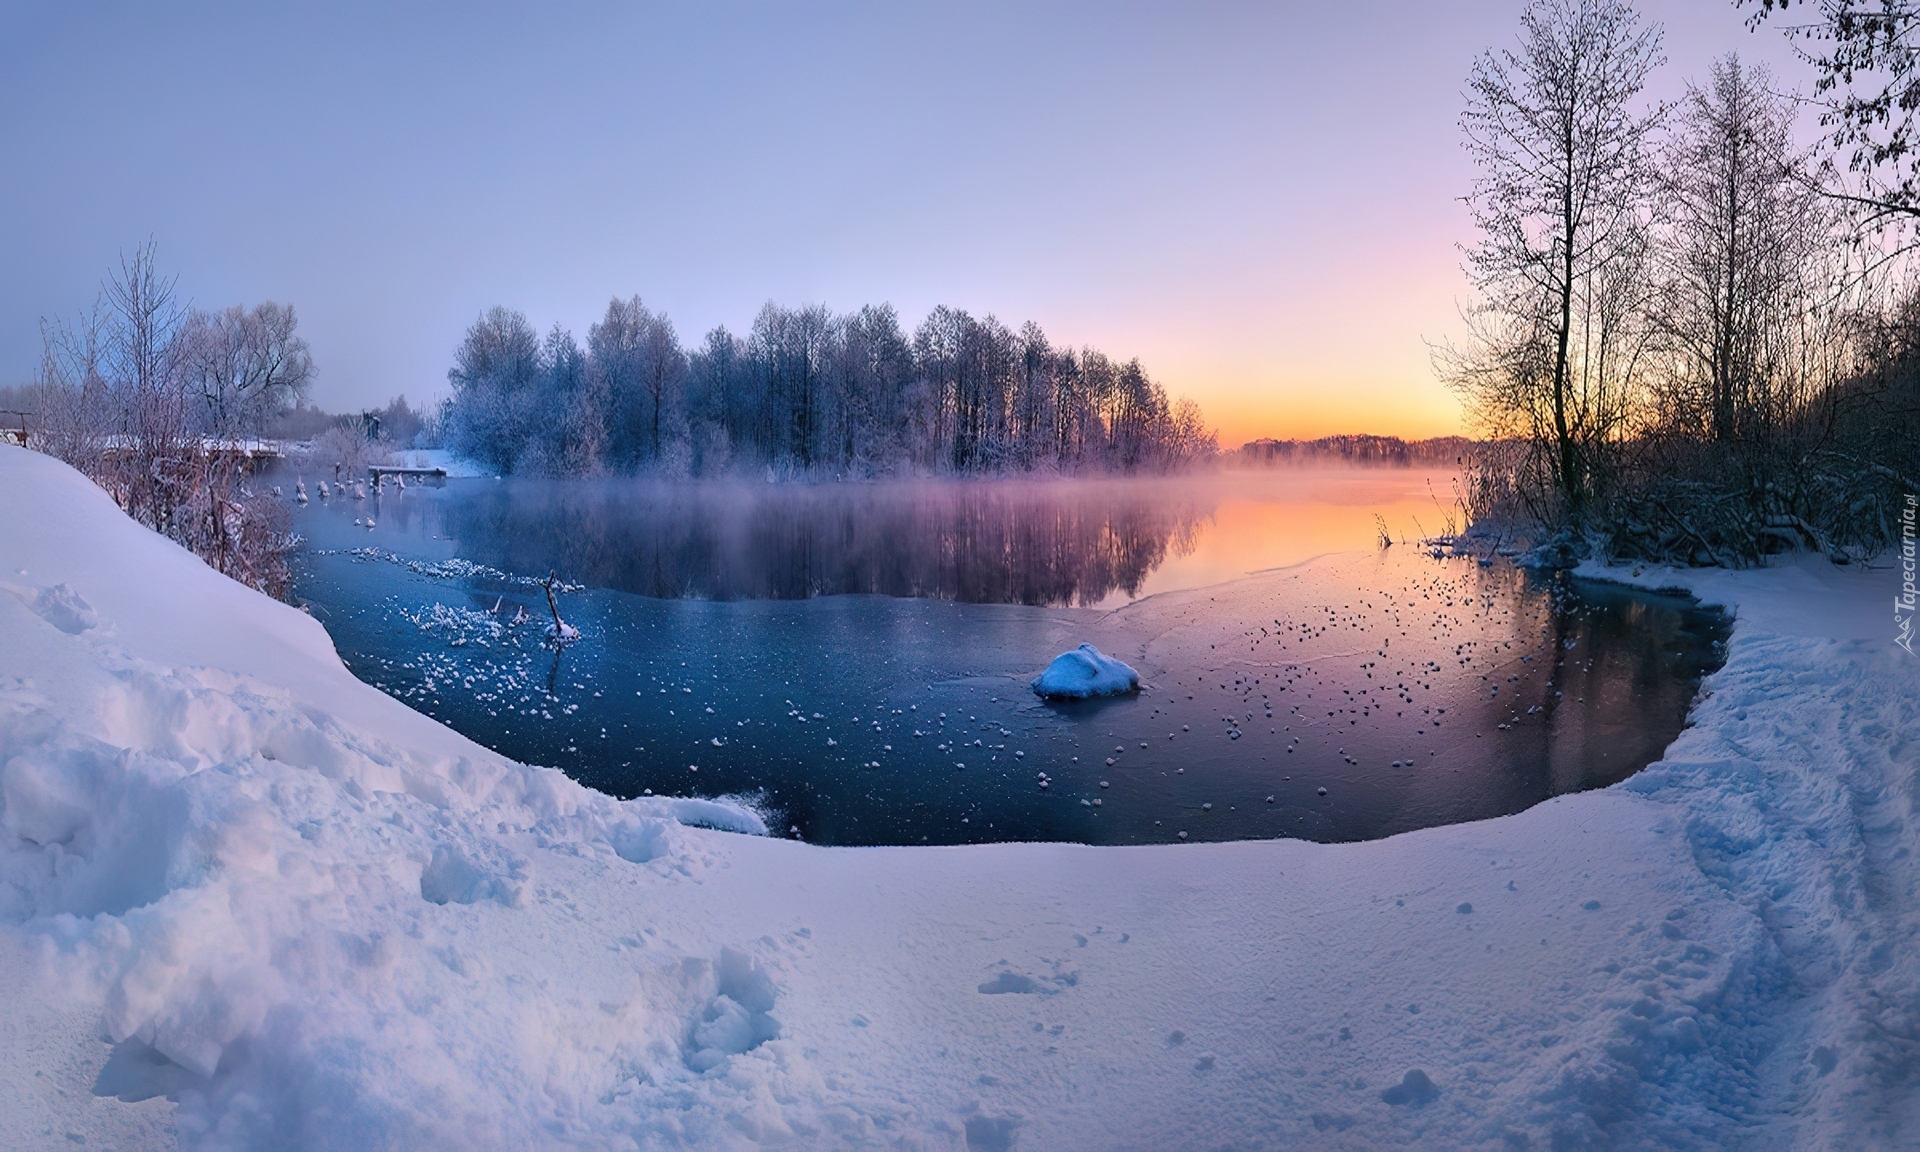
[1380,1069,1440,1106]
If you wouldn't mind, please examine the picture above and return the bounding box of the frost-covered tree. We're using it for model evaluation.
[177,302,314,437]
[589,296,686,468]
[445,307,543,474]
[444,298,1214,479]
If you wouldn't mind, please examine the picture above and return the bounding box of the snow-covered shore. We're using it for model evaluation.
[1,444,1912,1150]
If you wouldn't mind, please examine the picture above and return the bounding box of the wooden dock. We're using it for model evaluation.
[368,465,448,480]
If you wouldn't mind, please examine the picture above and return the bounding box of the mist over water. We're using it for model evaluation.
[428,477,1217,607]
[287,467,1728,846]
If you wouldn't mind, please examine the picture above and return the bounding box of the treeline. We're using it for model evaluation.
[25,243,313,596]
[1441,1,1920,566]
[442,301,1216,479]
[1229,435,1480,468]
[265,396,431,447]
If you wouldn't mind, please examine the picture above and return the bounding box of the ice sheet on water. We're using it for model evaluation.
[312,546,583,593]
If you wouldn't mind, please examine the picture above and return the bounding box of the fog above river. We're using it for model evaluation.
[327,467,1466,608]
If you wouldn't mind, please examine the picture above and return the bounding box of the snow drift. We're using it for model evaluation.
[1029,643,1140,699]
[1,443,1916,1151]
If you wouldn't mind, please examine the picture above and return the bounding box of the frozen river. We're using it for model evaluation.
[287,468,1728,846]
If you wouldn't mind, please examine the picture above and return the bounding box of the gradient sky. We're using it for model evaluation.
[0,2,1810,445]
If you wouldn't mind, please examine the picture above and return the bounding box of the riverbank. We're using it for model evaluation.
[1,444,1910,1150]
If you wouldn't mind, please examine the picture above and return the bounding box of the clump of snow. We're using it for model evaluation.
[2,443,1916,1150]
[402,601,506,647]
[1030,643,1141,699]
[15,581,100,634]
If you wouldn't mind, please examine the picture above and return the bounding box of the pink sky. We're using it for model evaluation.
[0,2,1809,445]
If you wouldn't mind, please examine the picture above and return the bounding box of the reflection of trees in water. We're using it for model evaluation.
[1497,569,1730,798]
[442,480,1217,605]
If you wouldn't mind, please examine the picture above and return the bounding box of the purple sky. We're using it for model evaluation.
[0,1,1810,443]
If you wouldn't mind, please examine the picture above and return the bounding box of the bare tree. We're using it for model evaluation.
[750,302,832,469]
[1444,0,1665,520]
[639,310,685,465]
[688,324,745,471]
[34,301,113,465]
[97,242,198,535]
[1742,1,1920,222]
[33,243,299,597]
[1651,55,1831,444]
[102,240,187,401]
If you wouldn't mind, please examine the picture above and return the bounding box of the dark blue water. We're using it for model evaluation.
[287,474,1728,846]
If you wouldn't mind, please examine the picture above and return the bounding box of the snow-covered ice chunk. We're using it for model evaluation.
[1030,643,1140,699]
[664,796,770,836]
[28,582,98,634]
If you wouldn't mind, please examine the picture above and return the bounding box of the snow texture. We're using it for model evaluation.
[1029,643,1141,700]
[0,443,1915,1150]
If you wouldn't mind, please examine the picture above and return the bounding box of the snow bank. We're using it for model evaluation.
[1029,643,1140,699]
[2,443,1915,1150]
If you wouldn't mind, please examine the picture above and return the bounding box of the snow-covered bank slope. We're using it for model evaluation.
[0,444,1911,1150]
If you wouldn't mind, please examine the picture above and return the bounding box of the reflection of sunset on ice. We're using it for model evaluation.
[288,465,1728,849]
